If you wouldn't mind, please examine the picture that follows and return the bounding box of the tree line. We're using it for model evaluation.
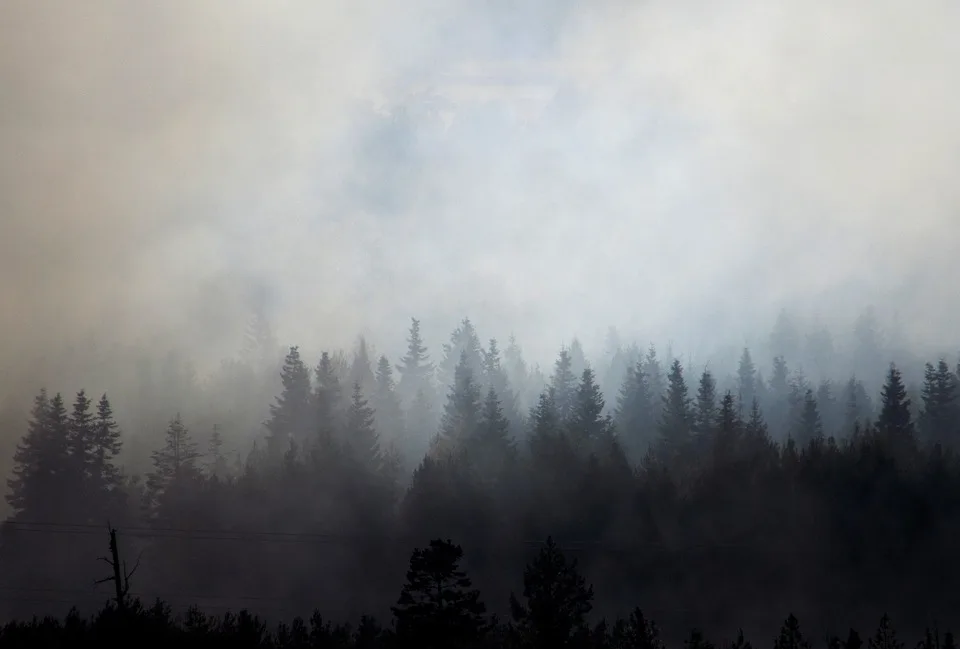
[2,315,960,639]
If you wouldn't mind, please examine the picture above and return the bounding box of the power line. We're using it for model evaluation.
[0,519,816,555]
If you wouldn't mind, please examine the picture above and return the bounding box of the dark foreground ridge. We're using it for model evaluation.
[0,535,953,649]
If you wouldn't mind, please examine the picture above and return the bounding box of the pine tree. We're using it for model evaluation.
[737,348,757,413]
[468,387,516,478]
[694,370,717,454]
[568,338,588,379]
[843,375,872,433]
[816,380,839,437]
[348,336,377,399]
[373,354,405,446]
[7,389,70,520]
[878,364,915,446]
[643,345,665,403]
[774,614,810,649]
[391,539,488,648]
[868,615,903,649]
[206,424,229,479]
[315,351,344,449]
[146,413,201,515]
[67,390,96,501]
[482,338,522,432]
[345,382,381,472]
[569,367,611,451]
[396,317,434,407]
[551,347,578,423]
[437,350,482,451]
[529,388,561,457]
[92,394,123,500]
[509,536,594,649]
[658,359,692,465]
[265,347,312,457]
[504,334,531,411]
[744,398,768,441]
[713,391,741,461]
[615,360,656,460]
[795,388,823,445]
[439,318,484,394]
[920,359,957,445]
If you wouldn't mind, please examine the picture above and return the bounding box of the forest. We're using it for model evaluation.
[2,311,960,647]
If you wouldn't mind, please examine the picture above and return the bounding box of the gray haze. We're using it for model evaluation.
[3,1,960,401]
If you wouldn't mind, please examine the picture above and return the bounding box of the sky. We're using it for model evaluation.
[2,0,960,397]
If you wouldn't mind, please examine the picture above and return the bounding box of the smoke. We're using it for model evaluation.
[2,0,960,396]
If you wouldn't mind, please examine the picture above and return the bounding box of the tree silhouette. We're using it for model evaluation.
[391,538,487,648]
[510,537,594,649]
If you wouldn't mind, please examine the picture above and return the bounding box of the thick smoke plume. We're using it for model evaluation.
[2,0,959,395]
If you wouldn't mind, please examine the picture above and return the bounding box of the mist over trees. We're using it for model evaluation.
[3,308,960,645]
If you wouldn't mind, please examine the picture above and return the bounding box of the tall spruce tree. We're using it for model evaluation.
[437,350,482,451]
[7,390,68,520]
[391,539,488,648]
[551,347,578,423]
[615,360,656,460]
[920,359,957,445]
[468,387,516,478]
[315,351,344,449]
[878,364,915,448]
[92,394,123,504]
[569,367,611,451]
[737,348,757,410]
[509,536,594,649]
[657,359,692,465]
[146,413,201,516]
[439,318,484,395]
[345,382,381,472]
[265,346,312,457]
[348,336,377,400]
[67,390,96,505]
[795,388,823,445]
[373,354,405,446]
[694,370,718,455]
[396,317,434,406]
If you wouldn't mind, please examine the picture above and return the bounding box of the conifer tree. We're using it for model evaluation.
[878,364,914,445]
[6,389,65,520]
[345,382,381,472]
[713,391,741,461]
[658,359,692,465]
[920,359,957,445]
[643,345,665,404]
[396,317,434,406]
[744,398,768,441]
[92,394,123,499]
[315,351,344,449]
[67,390,96,499]
[529,388,560,458]
[551,347,577,423]
[868,614,903,649]
[843,375,872,433]
[568,338,588,379]
[615,360,656,459]
[774,614,810,649]
[509,536,594,649]
[737,348,757,413]
[439,318,484,394]
[265,346,312,457]
[206,424,229,479]
[468,387,516,478]
[348,336,377,400]
[373,354,405,445]
[391,539,487,648]
[694,369,717,453]
[504,334,531,411]
[816,380,839,437]
[481,338,522,432]
[795,388,823,445]
[146,413,200,515]
[569,367,611,451]
[438,350,482,450]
